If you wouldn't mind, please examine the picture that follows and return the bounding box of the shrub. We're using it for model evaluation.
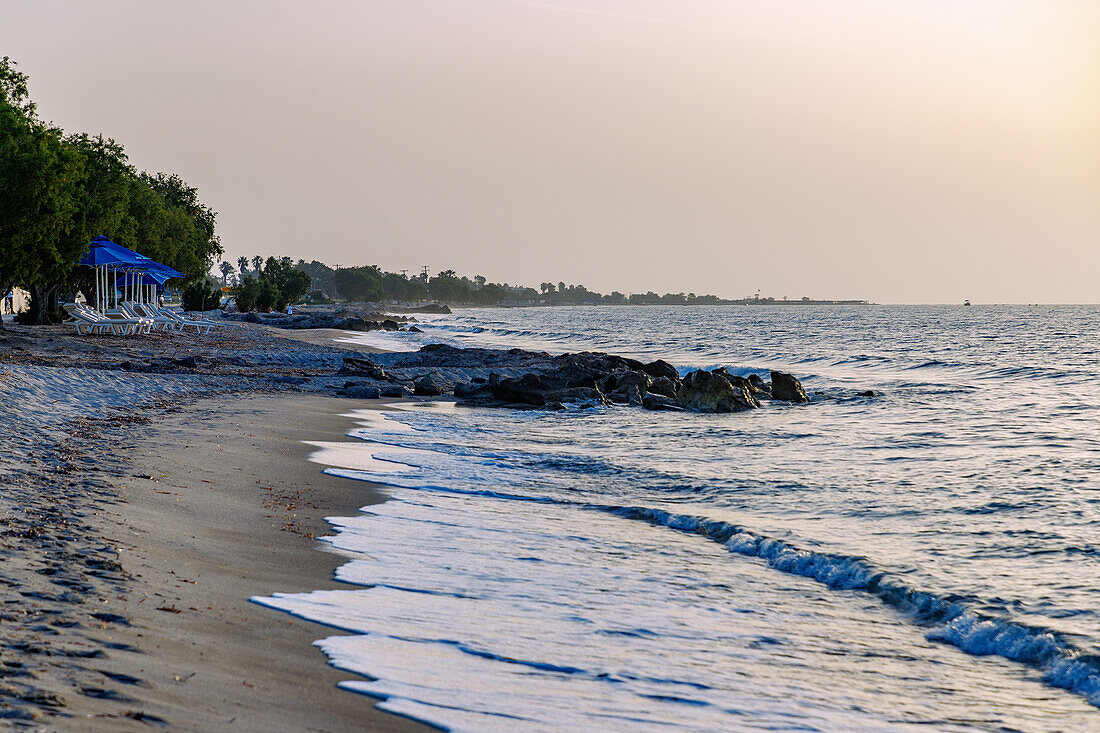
[181,279,220,312]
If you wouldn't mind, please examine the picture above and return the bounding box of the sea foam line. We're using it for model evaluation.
[611,505,1100,708]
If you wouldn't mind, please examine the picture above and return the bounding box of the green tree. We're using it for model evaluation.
[333,266,384,302]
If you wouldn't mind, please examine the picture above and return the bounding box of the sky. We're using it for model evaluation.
[2,0,1097,303]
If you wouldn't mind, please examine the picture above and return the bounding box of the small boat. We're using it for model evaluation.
[963,299,971,306]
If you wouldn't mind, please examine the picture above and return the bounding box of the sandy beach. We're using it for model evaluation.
[0,324,433,730]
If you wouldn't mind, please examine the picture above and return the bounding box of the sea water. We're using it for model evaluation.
[255,305,1100,731]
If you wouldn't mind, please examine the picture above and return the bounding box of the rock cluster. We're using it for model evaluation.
[223,305,420,332]
[336,345,816,413]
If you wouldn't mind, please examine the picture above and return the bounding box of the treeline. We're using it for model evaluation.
[216,257,733,308]
[0,57,221,326]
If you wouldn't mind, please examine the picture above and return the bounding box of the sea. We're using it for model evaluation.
[254,304,1100,732]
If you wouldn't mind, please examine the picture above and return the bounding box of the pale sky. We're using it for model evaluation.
[2,0,1097,303]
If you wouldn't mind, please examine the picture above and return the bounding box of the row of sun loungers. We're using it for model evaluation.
[62,302,241,336]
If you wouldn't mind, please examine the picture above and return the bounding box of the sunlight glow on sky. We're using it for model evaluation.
[2,0,1096,302]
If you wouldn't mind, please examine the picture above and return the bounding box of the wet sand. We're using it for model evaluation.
[63,393,433,731]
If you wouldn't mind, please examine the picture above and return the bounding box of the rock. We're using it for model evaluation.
[678,370,760,412]
[346,385,382,399]
[856,390,877,397]
[544,386,610,407]
[343,317,369,331]
[172,356,200,369]
[491,373,547,406]
[340,356,388,380]
[611,384,644,406]
[244,312,261,323]
[642,393,684,411]
[404,325,423,332]
[641,359,679,381]
[414,374,444,396]
[600,368,651,395]
[647,376,680,398]
[379,385,408,398]
[118,360,133,370]
[381,319,401,331]
[770,371,810,403]
[454,381,494,400]
[407,303,451,314]
[747,373,769,395]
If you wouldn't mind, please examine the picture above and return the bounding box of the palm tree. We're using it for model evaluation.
[251,255,263,276]
[237,256,249,278]
[219,261,234,286]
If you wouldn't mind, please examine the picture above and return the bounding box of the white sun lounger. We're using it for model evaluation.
[63,303,145,335]
[157,306,241,330]
[128,302,214,334]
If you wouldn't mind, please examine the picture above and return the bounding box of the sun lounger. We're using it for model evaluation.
[128,302,214,333]
[104,307,154,334]
[63,303,144,335]
[157,306,241,330]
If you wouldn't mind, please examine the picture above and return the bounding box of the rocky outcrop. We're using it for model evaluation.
[339,356,389,380]
[338,344,816,415]
[414,373,444,396]
[770,371,810,403]
[678,370,760,412]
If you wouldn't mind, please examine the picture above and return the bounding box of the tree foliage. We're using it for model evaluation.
[232,256,310,312]
[0,56,222,326]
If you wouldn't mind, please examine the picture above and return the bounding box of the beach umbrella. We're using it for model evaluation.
[77,236,186,312]
[78,237,142,313]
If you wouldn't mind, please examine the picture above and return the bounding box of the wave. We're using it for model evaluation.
[611,505,1100,708]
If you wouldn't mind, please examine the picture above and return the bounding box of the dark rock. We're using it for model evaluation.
[340,356,388,380]
[119,360,133,370]
[347,385,382,399]
[404,325,423,332]
[492,373,547,406]
[856,390,877,397]
[647,376,680,398]
[379,385,408,398]
[770,371,810,403]
[678,370,760,412]
[641,359,679,381]
[244,312,261,323]
[414,374,444,396]
[454,381,494,399]
[407,303,451,314]
[609,384,644,406]
[747,373,769,395]
[543,386,610,407]
[344,317,369,331]
[172,356,200,369]
[381,319,401,331]
[642,393,684,411]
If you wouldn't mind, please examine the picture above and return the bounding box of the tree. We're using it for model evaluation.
[333,266,384,303]
[181,278,220,312]
[251,255,263,275]
[219,260,234,285]
[237,256,249,279]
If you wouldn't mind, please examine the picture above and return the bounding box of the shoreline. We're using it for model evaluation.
[71,392,434,730]
[0,321,439,729]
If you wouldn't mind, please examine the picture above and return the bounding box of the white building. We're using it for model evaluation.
[2,287,29,316]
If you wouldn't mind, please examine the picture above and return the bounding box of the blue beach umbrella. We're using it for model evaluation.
[78,236,186,311]
[78,237,142,312]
